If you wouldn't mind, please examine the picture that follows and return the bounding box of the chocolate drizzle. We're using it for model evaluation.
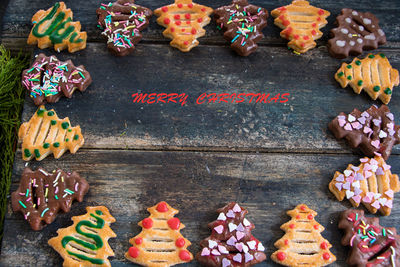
[11,168,89,230]
[196,202,266,266]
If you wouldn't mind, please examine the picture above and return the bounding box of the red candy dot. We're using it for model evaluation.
[181,28,185,32]
[318,9,324,15]
[320,242,328,249]
[277,252,286,261]
[317,17,321,21]
[311,30,317,36]
[129,247,139,258]
[142,218,153,229]
[174,14,180,20]
[307,214,313,220]
[186,21,191,24]
[279,15,285,20]
[135,237,143,245]
[188,3,193,8]
[289,224,295,229]
[170,27,175,32]
[303,36,310,40]
[175,21,181,25]
[179,250,191,261]
[156,202,169,212]
[283,20,290,26]
[197,18,203,23]
[161,6,168,12]
[176,238,185,247]
[313,224,319,230]
[185,13,191,19]
[286,27,293,33]
[284,239,289,245]
[279,7,287,11]
[184,41,189,45]
[294,34,299,40]
[201,8,206,12]
[312,23,317,28]
[191,28,197,34]
[323,252,330,260]
[300,205,306,211]
[164,18,170,25]
[177,3,183,8]
[167,218,181,230]
[301,43,305,47]
[296,215,300,219]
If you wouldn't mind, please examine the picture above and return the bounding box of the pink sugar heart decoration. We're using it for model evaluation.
[235,243,243,252]
[388,129,395,136]
[346,190,355,199]
[383,163,391,171]
[211,249,221,256]
[354,187,363,196]
[385,189,394,198]
[344,170,353,177]
[245,253,254,263]
[214,225,224,234]
[373,119,381,126]
[343,182,351,190]
[371,200,381,209]
[361,111,370,118]
[348,114,356,122]
[336,174,345,182]
[236,223,245,232]
[352,195,362,204]
[217,212,227,221]
[376,167,385,176]
[363,126,372,134]
[351,122,361,129]
[247,240,257,250]
[232,204,241,212]
[370,158,378,165]
[358,116,366,124]
[226,210,235,218]
[344,123,352,131]
[208,240,218,248]
[363,195,372,203]
[337,115,346,120]
[386,112,394,121]
[338,119,346,127]
[218,245,229,254]
[387,122,394,130]
[360,158,369,163]
[233,253,242,263]
[335,183,343,191]
[236,231,245,241]
[371,140,380,149]
[226,236,237,246]
[222,258,231,267]
[385,199,393,209]
[379,130,387,138]
[355,173,364,180]
[201,247,210,256]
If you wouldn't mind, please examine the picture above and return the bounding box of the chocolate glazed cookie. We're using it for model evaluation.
[214,0,268,56]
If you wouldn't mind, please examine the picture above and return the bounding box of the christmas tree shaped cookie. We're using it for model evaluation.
[214,0,268,56]
[97,0,153,56]
[271,0,330,53]
[154,0,213,52]
[48,206,116,267]
[329,156,400,216]
[27,2,87,53]
[271,204,336,266]
[11,167,89,231]
[329,105,400,160]
[335,53,399,104]
[22,53,92,105]
[18,105,84,161]
[339,209,400,266]
[196,202,266,266]
[125,201,193,266]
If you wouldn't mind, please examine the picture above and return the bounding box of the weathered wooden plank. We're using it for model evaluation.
[16,43,400,154]
[1,150,400,266]
[2,0,400,51]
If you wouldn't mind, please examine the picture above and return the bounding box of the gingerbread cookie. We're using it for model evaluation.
[214,0,268,56]
[271,1,330,53]
[196,202,266,267]
[11,167,89,231]
[329,105,400,160]
[335,53,399,104]
[18,106,84,161]
[48,206,116,267]
[126,201,193,265]
[271,204,336,267]
[97,0,152,56]
[329,156,400,216]
[154,0,213,52]
[339,209,400,266]
[328,9,386,59]
[27,2,87,53]
[22,54,92,105]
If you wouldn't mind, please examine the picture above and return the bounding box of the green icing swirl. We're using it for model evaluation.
[61,212,105,264]
[31,2,83,44]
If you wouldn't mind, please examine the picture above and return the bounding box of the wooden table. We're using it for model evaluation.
[1,0,400,266]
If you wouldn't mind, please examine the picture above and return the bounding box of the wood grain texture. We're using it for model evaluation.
[1,149,399,266]
[16,43,400,154]
[1,0,400,51]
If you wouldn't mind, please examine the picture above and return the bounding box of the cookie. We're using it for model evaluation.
[22,54,92,106]
[97,0,152,56]
[271,204,336,267]
[18,105,84,161]
[196,202,266,267]
[328,9,386,59]
[339,209,400,266]
[48,206,116,267]
[27,2,87,53]
[271,1,330,53]
[329,105,400,160]
[125,201,193,266]
[335,53,399,104]
[11,167,89,231]
[329,155,400,216]
[154,0,213,52]
[214,0,268,56]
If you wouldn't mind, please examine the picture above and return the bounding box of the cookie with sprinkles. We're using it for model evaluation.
[328,9,386,59]
[329,105,400,160]
[271,204,336,267]
[97,0,152,56]
[18,105,84,161]
[271,0,330,53]
[329,155,400,216]
[339,209,400,266]
[48,206,116,267]
[196,202,266,267]
[11,167,89,231]
[154,0,213,52]
[335,53,399,104]
[214,0,268,56]
[22,53,92,105]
